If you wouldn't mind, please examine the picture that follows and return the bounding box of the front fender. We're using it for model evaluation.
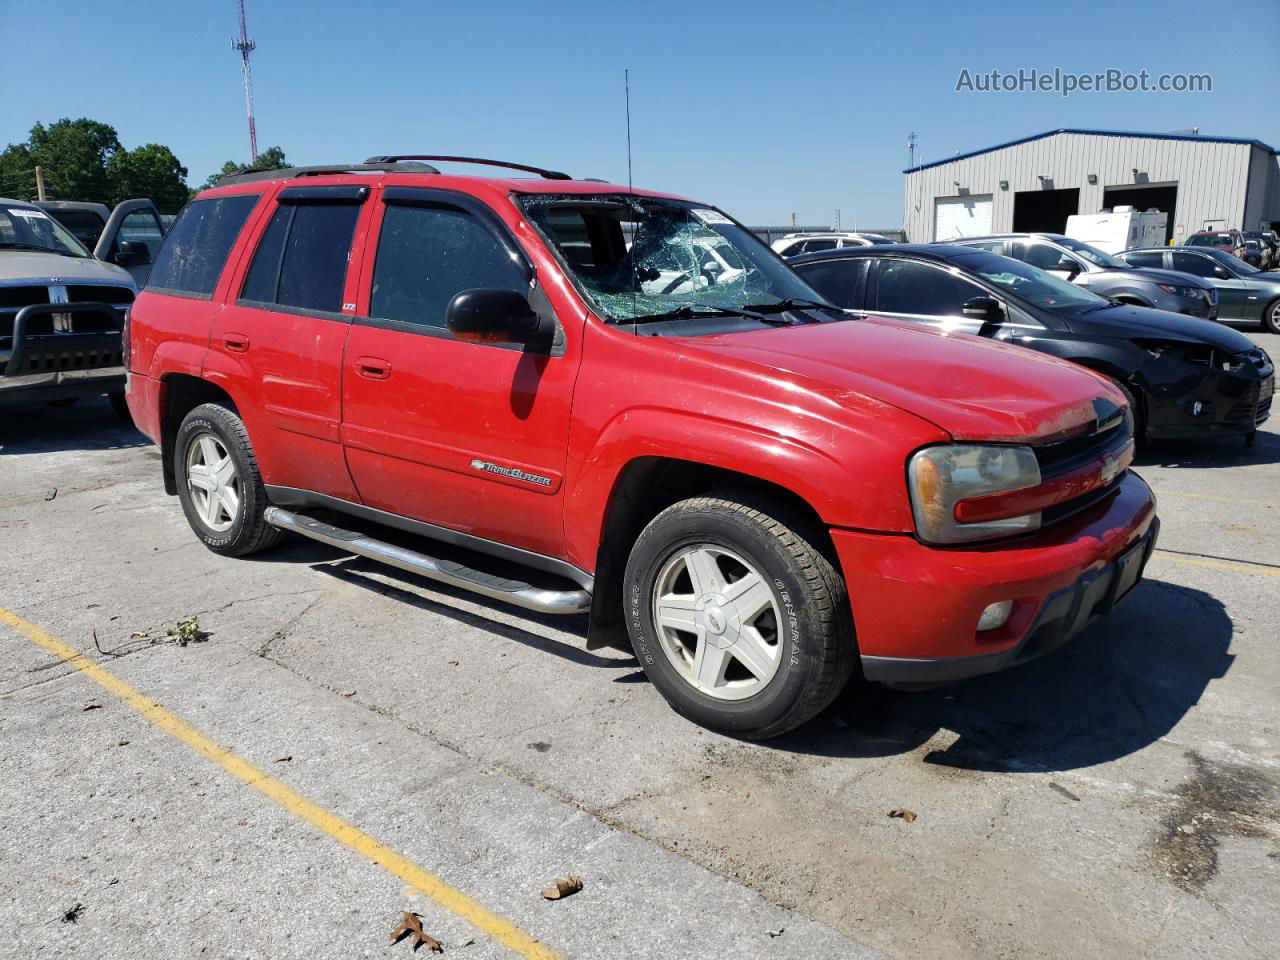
[562,405,932,570]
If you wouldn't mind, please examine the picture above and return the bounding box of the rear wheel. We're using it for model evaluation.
[623,492,856,739]
[175,403,280,556]
[1263,298,1280,335]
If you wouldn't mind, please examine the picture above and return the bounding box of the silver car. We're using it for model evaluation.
[1,198,137,411]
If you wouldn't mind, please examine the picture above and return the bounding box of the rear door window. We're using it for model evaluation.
[147,195,259,297]
[1123,251,1164,269]
[793,258,867,309]
[369,202,529,331]
[239,197,362,314]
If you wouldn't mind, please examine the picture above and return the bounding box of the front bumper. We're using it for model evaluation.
[1144,362,1273,440]
[1,301,125,406]
[831,471,1157,686]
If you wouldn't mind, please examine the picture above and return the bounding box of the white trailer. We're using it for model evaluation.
[1063,206,1168,253]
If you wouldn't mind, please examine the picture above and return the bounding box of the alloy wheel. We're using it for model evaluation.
[185,432,240,533]
[652,544,784,701]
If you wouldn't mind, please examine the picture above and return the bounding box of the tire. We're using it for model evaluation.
[623,492,856,739]
[1262,297,1280,335]
[174,403,280,557]
[108,391,131,421]
[1105,375,1146,448]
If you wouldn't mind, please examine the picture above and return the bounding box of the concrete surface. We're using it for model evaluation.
[2,332,1278,959]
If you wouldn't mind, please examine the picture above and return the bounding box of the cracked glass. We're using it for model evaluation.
[517,194,824,322]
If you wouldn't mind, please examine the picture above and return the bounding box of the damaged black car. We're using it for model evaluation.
[791,244,1274,445]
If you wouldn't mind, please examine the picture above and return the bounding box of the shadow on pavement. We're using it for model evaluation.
[1135,427,1280,469]
[0,396,149,455]
[772,577,1233,772]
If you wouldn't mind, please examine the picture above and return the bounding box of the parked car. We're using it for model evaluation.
[125,157,1158,738]
[953,232,1218,320]
[772,232,895,257]
[1186,229,1248,261]
[1,197,136,412]
[1116,246,1280,333]
[1242,238,1266,269]
[36,199,166,287]
[791,244,1273,446]
[1259,230,1280,266]
[1242,231,1277,270]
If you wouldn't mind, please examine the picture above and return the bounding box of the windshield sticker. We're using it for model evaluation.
[10,208,51,220]
[691,208,733,225]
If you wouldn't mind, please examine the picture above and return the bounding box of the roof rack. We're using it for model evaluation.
[216,161,439,186]
[365,155,572,181]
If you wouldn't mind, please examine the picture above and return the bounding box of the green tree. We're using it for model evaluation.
[200,146,289,189]
[27,117,122,204]
[0,142,34,200]
[107,144,192,212]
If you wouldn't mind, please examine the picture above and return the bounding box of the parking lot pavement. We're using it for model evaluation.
[2,334,1278,960]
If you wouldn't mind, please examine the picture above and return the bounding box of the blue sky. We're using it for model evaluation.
[2,0,1277,226]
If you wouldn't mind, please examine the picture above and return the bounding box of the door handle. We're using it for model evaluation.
[356,356,392,380]
[223,334,250,353]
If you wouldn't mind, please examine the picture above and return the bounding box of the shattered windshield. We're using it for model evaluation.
[517,194,827,322]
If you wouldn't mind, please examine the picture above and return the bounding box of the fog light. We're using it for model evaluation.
[977,600,1013,632]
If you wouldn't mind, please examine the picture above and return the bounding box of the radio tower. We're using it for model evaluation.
[232,0,258,163]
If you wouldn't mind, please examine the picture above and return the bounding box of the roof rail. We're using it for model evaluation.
[365,155,572,181]
[215,161,439,187]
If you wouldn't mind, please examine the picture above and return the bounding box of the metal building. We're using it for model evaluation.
[903,128,1280,244]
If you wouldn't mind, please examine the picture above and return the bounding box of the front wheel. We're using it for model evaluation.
[623,493,856,739]
[175,403,280,556]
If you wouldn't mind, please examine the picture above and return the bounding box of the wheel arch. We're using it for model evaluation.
[585,456,834,651]
[158,374,237,495]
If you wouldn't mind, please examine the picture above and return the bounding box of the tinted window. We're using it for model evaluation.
[778,241,805,257]
[1123,251,1164,268]
[239,202,360,313]
[805,239,837,252]
[874,259,981,315]
[794,259,866,309]
[1169,252,1218,277]
[960,240,1003,253]
[1010,241,1071,271]
[370,204,529,329]
[117,208,165,258]
[49,209,106,249]
[148,195,258,295]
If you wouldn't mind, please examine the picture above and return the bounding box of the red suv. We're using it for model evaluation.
[126,156,1158,738]
[1186,229,1247,261]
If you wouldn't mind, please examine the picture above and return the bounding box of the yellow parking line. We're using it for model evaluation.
[1153,553,1280,577]
[1151,489,1272,508]
[0,606,565,960]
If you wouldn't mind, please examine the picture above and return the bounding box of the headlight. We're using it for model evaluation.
[907,444,1042,545]
[1157,283,1201,299]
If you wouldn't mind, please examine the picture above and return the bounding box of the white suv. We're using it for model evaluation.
[772,232,896,258]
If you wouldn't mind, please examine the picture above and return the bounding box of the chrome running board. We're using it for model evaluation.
[264,507,592,615]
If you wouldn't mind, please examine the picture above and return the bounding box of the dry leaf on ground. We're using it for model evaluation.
[888,808,918,823]
[388,912,442,952]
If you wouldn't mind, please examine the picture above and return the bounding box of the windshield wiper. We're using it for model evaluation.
[741,298,838,321]
[0,241,76,256]
[625,305,773,325]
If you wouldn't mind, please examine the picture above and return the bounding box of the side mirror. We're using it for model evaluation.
[114,240,152,267]
[1052,258,1082,279]
[1213,266,1230,279]
[962,296,1005,325]
[445,288,550,348]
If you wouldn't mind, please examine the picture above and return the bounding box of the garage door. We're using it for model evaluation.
[934,194,993,241]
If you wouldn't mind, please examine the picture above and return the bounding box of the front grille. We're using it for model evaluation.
[1031,412,1132,527]
[0,285,50,308]
[66,285,134,305]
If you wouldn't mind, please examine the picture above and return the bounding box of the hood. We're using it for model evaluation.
[674,315,1123,444]
[1101,265,1212,289]
[1062,302,1257,353]
[0,250,134,286]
